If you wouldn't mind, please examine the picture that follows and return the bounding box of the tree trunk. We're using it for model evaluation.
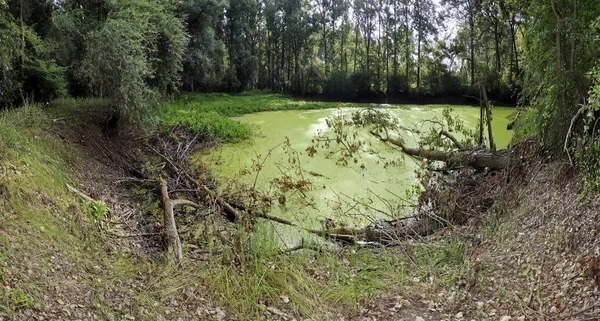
[370,131,508,170]
[570,0,577,70]
[469,5,475,86]
[479,79,496,151]
[353,24,359,73]
[551,0,564,69]
[404,4,410,81]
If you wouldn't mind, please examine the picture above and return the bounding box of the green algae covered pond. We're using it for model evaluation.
[196,105,514,247]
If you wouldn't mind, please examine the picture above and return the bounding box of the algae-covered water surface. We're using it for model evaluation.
[197,105,513,246]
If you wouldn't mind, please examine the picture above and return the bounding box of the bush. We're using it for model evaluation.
[350,71,372,95]
[303,65,323,94]
[323,72,352,95]
[575,66,600,197]
[386,74,410,95]
[0,5,66,106]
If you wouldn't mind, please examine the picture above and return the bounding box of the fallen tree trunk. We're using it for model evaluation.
[370,130,510,170]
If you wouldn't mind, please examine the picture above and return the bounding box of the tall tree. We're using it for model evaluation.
[412,0,437,88]
[82,0,186,118]
[180,0,227,92]
[226,0,259,91]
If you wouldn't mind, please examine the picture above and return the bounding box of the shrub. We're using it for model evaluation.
[323,72,352,95]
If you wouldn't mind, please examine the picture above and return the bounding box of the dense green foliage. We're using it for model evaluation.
[521,0,600,155]
[0,1,65,106]
[160,91,366,141]
[3,0,533,107]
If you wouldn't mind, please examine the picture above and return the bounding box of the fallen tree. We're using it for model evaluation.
[370,130,510,170]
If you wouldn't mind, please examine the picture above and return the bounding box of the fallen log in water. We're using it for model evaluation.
[370,130,511,171]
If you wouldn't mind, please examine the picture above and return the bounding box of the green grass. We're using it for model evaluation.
[160,90,371,142]
[0,106,162,319]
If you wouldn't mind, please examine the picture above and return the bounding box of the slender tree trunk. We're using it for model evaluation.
[258,13,264,88]
[331,16,336,73]
[393,0,398,76]
[551,0,564,69]
[353,24,359,73]
[322,1,328,77]
[281,29,285,88]
[494,20,501,73]
[404,5,410,81]
[469,5,475,86]
[508,18,517,83]
[341,18,346,72]
[570,0,577,70]
[479,78,496,151]
[366,34,371,74]
[20,0,25,76]
[416,32,421,88]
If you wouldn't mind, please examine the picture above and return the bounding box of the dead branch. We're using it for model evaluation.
[65,183,96,203]
[110,232,161,238]
[479,77,496,151]
[440,130,465,150]
[283,240,324,253]
[563,303,600,320]
[564,104,587,166]
[160,178,200,264]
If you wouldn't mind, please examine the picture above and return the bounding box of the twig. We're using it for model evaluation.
[110,232,161,238]
[66,183,97,203]
[563,303,600,320]
[514,293,541,318]
[283,240,324,253]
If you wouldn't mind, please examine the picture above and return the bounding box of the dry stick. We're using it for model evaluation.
[439,130,465,150]
[564,105,587,166]
[514,293,541,319]
[65,183,96,203]
[564,303,600,320]
[111,232,161,238]
[479,77,496,151]
[160,178,200,264]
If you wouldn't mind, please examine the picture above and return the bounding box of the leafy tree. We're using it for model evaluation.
[1,0,65,106]
[225,0,259,91]
[81,0,186,119]
[521,0,600,154]
[179,0,227,92]
[0,3,23,106]
[412,0,437,88]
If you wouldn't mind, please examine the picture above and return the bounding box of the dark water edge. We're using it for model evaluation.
[291,92,519,107]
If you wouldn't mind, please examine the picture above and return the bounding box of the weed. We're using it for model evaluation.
[0,289,35,314]
[83,200,108,221]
